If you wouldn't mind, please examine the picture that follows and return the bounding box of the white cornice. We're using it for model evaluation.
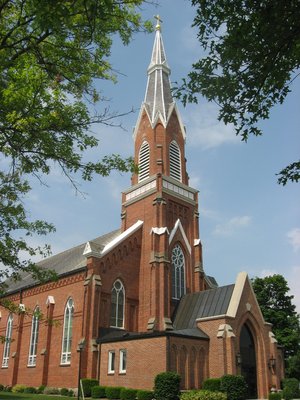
[169,219,191,254]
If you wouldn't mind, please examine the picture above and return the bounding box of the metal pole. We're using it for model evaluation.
[77,348,82,400]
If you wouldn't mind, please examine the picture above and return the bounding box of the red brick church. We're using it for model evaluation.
[0,21,284,397]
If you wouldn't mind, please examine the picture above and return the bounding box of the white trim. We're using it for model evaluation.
[151,227,169,235]
[119,349,127,373]
[226,272,248,318]
[108,350,115,374]
[169,219,191,254]
[101,220,143,257]
[194,239,201,246]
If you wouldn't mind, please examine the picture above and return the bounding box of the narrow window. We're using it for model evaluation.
[108,351,115,373]
[119,349,127,373]
[2,314,13,368]
[28,306,40,366]
[61,297,74,364]
[169,140,182,181]
[171,244,185,299]
[138,141,150,182]
[110,280,125,328]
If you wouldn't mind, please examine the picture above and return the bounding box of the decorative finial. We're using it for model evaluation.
[154,15,163,31]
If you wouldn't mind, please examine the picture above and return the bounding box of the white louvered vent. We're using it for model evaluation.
[169,141,181,181]
[138,141,150,182]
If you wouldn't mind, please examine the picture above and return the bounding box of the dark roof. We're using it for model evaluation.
[173,284,235,329]
[5,229,121,294]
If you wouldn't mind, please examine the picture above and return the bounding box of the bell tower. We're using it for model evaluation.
[121,18,205,332]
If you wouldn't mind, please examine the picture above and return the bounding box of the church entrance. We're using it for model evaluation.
[240,324,257,398]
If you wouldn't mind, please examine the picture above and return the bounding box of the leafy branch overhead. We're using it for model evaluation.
[175,0,300,184]
[0,0,151,285]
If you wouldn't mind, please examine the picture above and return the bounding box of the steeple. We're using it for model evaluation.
[144,16,174,126]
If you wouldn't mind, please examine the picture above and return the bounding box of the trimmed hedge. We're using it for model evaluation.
[106,386,124,399]
[61,388,70,396]
[12,384,26,393]
[282,378,300,399]
[137,390,154,400]
[92,386,107,398]
[24,387,37,394]
[220,375,248,400]
[202,379,222,392]
[81,379,99,397]
[154,372,181,400]
[268,393,282,400]
[180,389,227,400]
[121,388,137,400]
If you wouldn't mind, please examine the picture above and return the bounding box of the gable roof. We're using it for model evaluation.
[4,229,121,294]
[173,284,235,329]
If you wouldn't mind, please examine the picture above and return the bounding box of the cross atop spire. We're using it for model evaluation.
[154,15,163,31]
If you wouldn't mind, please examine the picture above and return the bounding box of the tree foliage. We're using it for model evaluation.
[0,0,151,288]
[251,274,300,357]
[175,0,300,184]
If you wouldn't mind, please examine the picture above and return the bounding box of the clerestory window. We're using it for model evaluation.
[110,280,125,328]
[171,244,186,300]
[61,297,74,365]
[169,140,182,182]
[138,141,150,182]
[28,306,40,366]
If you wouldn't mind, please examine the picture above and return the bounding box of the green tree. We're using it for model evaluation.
[175,0,300,184]
[285,352,300,379]
[0,0,151,293]
[251,275,300,357]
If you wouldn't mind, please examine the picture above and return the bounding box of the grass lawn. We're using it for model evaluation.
[0,392,71,400]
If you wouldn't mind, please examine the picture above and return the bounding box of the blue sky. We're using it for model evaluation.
[24,1,300,311]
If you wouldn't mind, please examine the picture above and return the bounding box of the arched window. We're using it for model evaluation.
[2,314,13,367]
[61,297,74,364]
[169,140,181,181]
[28,306,40,366]
[110,280,125,328]
[138,141,150,182]
[171,244,185,299]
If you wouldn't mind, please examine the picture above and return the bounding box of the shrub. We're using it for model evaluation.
[44,387,60,395]
[282,378,299,398]
[92,386,107,398]
[180,389,227,400]
[68,389,75,397]
[202,379,222,392]
[269,393,282,400]
[282,387,294,400]
[137,390,154,400]
[12,384,27,393]
[0,384,4,391]
[106,386,124,399]
[61,388,70,396]
[81,379,99,397]
[220,375,248,400]
[154,372,181,400]
[24,387,37,394]
[121,388,137,400]
[3,386,12,392]
[37,385,46,394]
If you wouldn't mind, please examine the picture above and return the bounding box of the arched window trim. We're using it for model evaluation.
[169,140,182,182]
[110,279,125,329]
[61,297,74,365]
[138,141,150,182]
[2,314,13,368]
[28,306,40,366]
[171,244,186,300]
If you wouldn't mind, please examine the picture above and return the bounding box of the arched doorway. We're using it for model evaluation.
[240,324,257,398]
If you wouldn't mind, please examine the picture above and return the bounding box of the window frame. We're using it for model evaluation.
[60,297,74,365]
[110,280,125,329]
[171,244,186,300]
[28,306,40,367]
[119,349,127,374]
[108,350,115,374]
[2,314,13,368]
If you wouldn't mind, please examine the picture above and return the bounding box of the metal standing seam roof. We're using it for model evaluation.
[173,284,235,330]
[4,229,121,294]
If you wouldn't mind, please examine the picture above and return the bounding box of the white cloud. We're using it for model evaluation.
[287,228,300,252]
[185,103,240,149]
[213,215,252,236]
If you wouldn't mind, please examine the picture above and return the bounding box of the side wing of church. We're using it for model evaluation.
[0,21,284,398]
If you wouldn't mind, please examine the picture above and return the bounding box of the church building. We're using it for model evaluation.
[0,20,284,398]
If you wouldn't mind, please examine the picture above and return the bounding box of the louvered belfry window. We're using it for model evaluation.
[138,141,150,182]
[169,140,181,181]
